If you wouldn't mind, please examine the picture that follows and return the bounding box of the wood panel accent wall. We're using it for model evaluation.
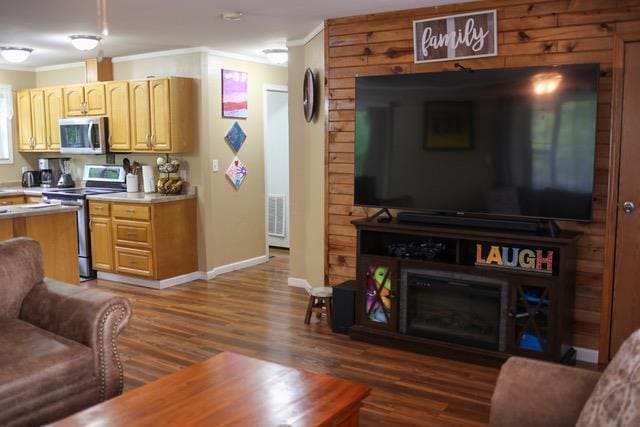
[325,0,640,351]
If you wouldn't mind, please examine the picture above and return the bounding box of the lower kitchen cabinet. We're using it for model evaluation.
[88,197,197,280]
[90,216,114,271]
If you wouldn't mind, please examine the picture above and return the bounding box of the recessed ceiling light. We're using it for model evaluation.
[0,47,33,63]
[221,11,243,21]
[263,49,288,64]
[69,35,101,51]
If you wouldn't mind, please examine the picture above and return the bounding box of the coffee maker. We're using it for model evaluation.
[38,158,63,188]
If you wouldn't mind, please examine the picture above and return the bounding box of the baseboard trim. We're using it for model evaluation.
[574,346,599,364]
[288,277,312,291]
[204,255,269,280]
[97,271,202,290]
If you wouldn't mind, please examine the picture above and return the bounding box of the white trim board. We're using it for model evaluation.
[2,46,286,73]
[287,22,325,47]
[574,346,599,364]
[288,277,312,292]
[97,271,202,290]
[203,255,269,280]
[35,61,85,72]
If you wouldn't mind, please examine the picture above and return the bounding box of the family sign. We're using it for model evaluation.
[413,10,497,63]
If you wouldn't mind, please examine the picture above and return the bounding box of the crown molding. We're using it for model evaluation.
[112,47,207,63]
[207,49,287,67]
[0,64,36,72]
[35,61,85,72]
[287,22,324,47]
[2,45,288,72]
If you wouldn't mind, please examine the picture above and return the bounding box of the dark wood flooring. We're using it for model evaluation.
[87,249,500,426]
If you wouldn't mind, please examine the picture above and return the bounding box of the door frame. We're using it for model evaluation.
[262,84,289,256]
[600,30,640,364]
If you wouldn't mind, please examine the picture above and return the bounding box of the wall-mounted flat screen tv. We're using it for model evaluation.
[354,64,599,221]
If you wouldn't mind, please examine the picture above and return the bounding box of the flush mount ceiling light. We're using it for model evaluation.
[221,11,243,21]
[0,47,33,63]
[263,49,288,64]
[69,35,101,51]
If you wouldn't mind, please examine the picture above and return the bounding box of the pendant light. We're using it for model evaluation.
[0,47,32,63]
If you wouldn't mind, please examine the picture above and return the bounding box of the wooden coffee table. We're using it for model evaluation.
[54,352,370,426]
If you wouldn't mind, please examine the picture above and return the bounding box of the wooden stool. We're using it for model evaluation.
[304,287,333,327]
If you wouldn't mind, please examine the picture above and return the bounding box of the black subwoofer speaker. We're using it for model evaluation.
[331,280,357,334]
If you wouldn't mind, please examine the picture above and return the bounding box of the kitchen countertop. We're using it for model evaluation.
[87,188,197,204]
[0,203,79,220]
[0,186,46,196]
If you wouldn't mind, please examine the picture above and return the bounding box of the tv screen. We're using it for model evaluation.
[354,64,599,221]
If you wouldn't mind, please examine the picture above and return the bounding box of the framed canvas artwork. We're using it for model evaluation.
[222,69,248,119]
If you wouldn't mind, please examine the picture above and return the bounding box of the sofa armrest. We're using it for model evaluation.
[19,279,132,400]
[489,357,601,427]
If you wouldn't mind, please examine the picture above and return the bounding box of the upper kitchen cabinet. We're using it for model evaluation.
[17,88,60,152]
[44,87,64,151]
[128,77,195,153]
[29,90,47,151]
[16,90,34,151]
[105,81,131,152]
[63,83,106,116]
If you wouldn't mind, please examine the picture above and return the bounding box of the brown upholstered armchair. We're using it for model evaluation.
[0,238,132,426]
[490,328,640,427]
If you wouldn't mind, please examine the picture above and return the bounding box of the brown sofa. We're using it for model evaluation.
[0,238,132,426]
[490,327,640,427]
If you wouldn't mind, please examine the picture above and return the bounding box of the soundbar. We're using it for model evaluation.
[397,212,540,232]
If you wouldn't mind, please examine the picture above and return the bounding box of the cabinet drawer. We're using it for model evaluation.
[113,219,152,248]
[89,201,110,216]
[0,196,25,206]
[112,203,150,220]
[115,246,153,277]
[25,196,42,204]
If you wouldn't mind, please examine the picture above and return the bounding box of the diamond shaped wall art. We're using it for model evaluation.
[225,122,247,152]
[226,156,248,189]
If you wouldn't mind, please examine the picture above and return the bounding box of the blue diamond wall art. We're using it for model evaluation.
[225,122,247,153]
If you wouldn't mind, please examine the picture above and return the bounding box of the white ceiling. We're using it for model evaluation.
[0,0,469,68]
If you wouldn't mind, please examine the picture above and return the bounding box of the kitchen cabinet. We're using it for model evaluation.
[44,87,64,151]
[129,80,151,151]
[105,81,131,152]
[17,88,64,152]
[16,76,195,153]
[128,77,194,153]
[90,216,114,272]
[16,90,34,151]
[30,90,47,151]
[0,196,26,206]
[88,197,197,280]
[0,209,79,284]
[63,83,106,116]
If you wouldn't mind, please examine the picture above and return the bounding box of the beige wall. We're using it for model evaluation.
[205,55,288,268]
[0,69,38,183]
[288,31,326,287]
[28,52,287,272]
[35,66,85,87]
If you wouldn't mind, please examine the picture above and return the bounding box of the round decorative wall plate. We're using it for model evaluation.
[303,68,316,123]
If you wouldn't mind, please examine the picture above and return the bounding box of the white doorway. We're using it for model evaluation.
[263,85,289,249]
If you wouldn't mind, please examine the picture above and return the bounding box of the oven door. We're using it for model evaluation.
[59,117,107,154]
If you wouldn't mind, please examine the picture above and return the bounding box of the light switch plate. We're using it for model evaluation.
[212,159,219,173]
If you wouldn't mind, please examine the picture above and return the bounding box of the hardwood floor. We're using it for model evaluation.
[87,249,500,426]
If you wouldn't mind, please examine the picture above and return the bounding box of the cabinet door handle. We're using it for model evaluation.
[150,134,155,147]
[126,231,137,237]
[108,134,112,147]
[126,208,135,213]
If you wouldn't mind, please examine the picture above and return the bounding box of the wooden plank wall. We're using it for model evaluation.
[325,0,640,351]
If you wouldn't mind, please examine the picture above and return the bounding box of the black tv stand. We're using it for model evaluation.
[367,208,393,223]
[396,211,561,234]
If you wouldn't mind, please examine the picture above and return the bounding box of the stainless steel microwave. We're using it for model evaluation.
[59,117,108,154]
